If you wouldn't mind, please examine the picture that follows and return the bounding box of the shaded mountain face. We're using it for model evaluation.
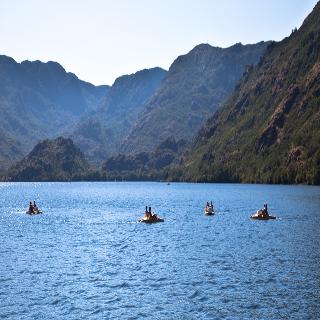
[6,137,90,181]
[101,137,186,180]
[174,3,320,184]
[0,128,24,175]
[120,41,270,154]
[0,56,108,170]
[70,67,167,164]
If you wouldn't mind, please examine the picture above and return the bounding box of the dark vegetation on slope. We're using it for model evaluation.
[170,2,320,185]
[100,137,186,180]
[6,137,91,181]
[3,137,187,182]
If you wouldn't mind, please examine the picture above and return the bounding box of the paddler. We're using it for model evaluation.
[33,201,38,213]
[28,201,34,214]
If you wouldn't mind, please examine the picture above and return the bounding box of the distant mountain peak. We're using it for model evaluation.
[112,67,166,86]
[0,54,17,65]
[191,43,217,51]
[20,59,68,78]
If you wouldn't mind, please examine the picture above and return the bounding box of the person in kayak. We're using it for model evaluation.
[144,206,150,219]
[33,201,38,212]
[29,201,34,213]
[144,206,152,220]
[205,201,214,212]
[258,203,269,218]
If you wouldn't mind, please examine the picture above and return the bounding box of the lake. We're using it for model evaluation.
[0,182,319,319]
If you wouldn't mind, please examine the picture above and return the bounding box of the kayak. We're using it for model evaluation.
[138,218,164,223]
[205,207,214,215]
[26,210,43,215]
[251,212,276,220]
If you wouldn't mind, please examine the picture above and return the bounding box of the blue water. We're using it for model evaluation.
[0,182,319,319]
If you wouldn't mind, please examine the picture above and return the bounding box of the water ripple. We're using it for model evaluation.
[0,182,319,319]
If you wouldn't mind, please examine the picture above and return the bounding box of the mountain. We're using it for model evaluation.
[70,67,166,164]
[0,128,24,175]
[120,41,270,154]
[0,55,108,170]
[6,137,90,181]
[101,137,186,180]
[173,2,320,185]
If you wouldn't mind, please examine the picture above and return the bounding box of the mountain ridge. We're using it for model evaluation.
[171,2,320,184]
[120,41,270,154]
[0,55,109,170]
[70,67,167,164]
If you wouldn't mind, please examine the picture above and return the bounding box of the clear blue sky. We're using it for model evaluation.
[0,0,317,85]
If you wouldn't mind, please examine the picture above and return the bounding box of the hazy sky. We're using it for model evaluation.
[0,0,317,85]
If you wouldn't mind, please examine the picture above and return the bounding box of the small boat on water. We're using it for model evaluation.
[138,217,164,223]
[204,201,215,215]
[205,207,214,215]
[250,210,277,220]
[26,201,42,215]
[26,209,43,215]
[139,206,164,223]
[251,204,276,220]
